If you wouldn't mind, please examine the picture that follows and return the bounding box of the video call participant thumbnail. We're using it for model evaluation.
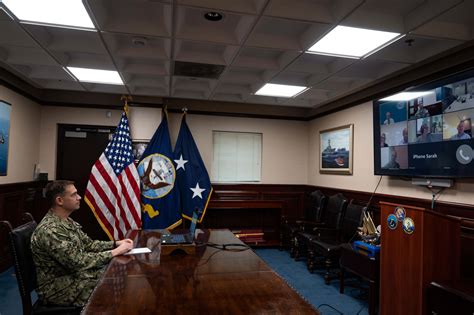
[381,146,408,169]
[443,109,473,140]
[380,102,407,126]
[381,121,408,147]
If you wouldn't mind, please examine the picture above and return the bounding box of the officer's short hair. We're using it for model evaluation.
[45,180,74,207]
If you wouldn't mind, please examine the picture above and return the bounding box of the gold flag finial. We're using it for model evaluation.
[121,95,132,116]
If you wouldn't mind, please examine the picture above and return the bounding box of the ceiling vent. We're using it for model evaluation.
[173,61,225,79]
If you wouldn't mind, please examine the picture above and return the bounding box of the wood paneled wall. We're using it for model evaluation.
[206,185,309,246]
[209,184,474,279]
[0,180,50,271]
[211,183,474,220]
[1,181,472,278]
[211,184,307,216]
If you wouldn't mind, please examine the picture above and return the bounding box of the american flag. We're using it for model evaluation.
[84,111,141,240]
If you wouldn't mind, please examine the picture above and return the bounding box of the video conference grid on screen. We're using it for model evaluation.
[374,72,474,177]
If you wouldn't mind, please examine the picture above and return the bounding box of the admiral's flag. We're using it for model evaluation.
[174,113,212,222]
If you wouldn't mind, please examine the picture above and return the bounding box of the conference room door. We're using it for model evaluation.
[56,124,115,241]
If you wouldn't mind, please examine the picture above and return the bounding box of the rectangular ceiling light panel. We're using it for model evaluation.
[380,91,434,101]
[255,83,307,98]
[3,0,95,29]
[307,25,401,59]
[67,67,124,85]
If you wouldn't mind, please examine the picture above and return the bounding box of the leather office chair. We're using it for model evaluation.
[293,193,347,262]
[308,202,364,284]
[0,213,81,315]
[281,190,327,255]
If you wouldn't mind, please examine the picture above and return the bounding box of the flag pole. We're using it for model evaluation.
[120,95,132,116]
[162,104,169,121]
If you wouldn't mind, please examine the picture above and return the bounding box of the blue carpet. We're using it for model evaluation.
[0,267,38,315]
[254,249,369,315]
[0,267,22,315]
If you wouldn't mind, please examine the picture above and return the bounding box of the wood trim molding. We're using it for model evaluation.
[310,185,474,220]
[209,199,284,208]
[210,183,474,220]
[308,40,474,119]
[209,183,474,278]
[3,40,474,121]
[0,181,472,276]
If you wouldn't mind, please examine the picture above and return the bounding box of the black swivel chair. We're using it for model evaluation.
[293,193,347,262]
[0,213,81,315]
[308,202,364,284]
[281,190,327,254]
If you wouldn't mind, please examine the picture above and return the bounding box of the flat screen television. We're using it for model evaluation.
[373,68,474,178]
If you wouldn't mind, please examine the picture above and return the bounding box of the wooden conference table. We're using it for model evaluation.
[82,229,319,314]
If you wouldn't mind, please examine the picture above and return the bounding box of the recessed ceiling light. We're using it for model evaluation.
[307,25,402,59]
[255,83,307,98]
[67,67,124,85]
[204,11,223,22]
[380,91,433,101]
[405,38,415,47]
[132,37,147,47]
[2,0,94,29]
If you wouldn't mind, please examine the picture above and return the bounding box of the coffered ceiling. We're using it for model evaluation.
[0,0,473,115]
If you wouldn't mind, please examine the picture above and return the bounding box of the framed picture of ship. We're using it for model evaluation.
[319,124,354,175]
[0,100,12,176]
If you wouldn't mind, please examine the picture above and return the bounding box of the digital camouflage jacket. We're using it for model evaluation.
[31,211,114,306]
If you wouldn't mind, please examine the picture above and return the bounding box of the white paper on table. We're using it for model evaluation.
[123,247,152,255]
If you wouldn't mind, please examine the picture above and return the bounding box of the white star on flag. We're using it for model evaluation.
[174,154,188,170]
[190,182,205,199]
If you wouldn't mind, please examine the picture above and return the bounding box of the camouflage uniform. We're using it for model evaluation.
[31,211,114,306]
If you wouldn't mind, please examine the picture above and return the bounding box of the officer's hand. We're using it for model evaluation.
[111,242,133,256]
[116,238,133,246]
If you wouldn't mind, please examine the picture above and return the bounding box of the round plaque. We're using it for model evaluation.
[402,217,415,235]
[387,214,398,230]
[394,206,406,222]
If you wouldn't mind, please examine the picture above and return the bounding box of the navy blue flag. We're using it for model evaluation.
[138,110,181,229]
[174,113,213,222]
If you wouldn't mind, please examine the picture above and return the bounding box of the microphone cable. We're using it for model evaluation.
[195,241,251,252]
[194,242,251,267]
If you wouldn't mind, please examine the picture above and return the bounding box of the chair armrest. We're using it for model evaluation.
[281,216,305,225]
[309,222,328,230]
[314,227,340,240]
[295,221,325,232]
[295,219,318,225]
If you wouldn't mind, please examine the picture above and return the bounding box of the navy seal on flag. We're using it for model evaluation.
[139,109,181,230]
[138,153,176,199]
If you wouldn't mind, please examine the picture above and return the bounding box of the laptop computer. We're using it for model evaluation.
[161,210,199,244]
